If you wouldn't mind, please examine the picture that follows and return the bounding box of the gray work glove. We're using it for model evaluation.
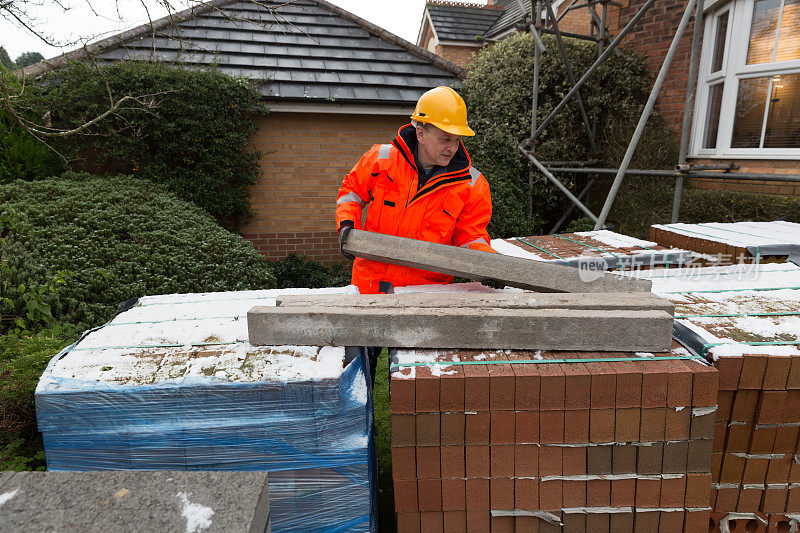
[339,221,355,260]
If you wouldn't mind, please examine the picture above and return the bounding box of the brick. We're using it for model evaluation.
[641,360,669,407]
[774,426,799,453]
[742,457,769,484]
[610,513,634,532]
[516,410,539,443]
[611,359,643,408]
[392,414,416,447]
[688,359,719,407]
[515,478,540,510]
[711,452,723,482]
[634,510,659,533]
[561,360,591,410]
[590,409,615,443]
[440,366,465,412]
[615,407,641,442]
[416,446,441,480]
[539,363,566,410]
[690,408,717,440]
[392,374,415,413]
[737,486,763,512]
[587,445,612,475]
[717,390,734,422]
[657,510,684,532]
[564,409,590,443]
[763,485,788,514]
[418,479,443,512]
[611,477,636,507]
[639,408,666,442]
[466,511,490,533]
[539,480,563,511]
[685,472,711,508]
[392,446,416,480]
[662,441,689,474]
[715,356,743,390]
[612,444,637,474]
[763,355,791,390]
[490,445,515,478]
[465,446,490,478]
[490,478,514,510]
[539,446,563,477]
[714,486,739,511]
[635,477,661,508]
[638,443,664,475]
[416,413,440,446]
[585,361,616,409]
[562,445,587,476]
[396,512,421,533]
[442,511,466,533]
[490,410,516,445]
[420,511,444,533]
[490,515,515,533]
[442,478,466,511]
[487,354,515,411]
[789,485,800,511]
[714,423,727,450]
[664,406,691,441]
[586,513,610,533]
[514,444,538,478]
[463,363,489,412]
[440,412,465,446]
[788,355,800,389]
[394,479,419,512]
[739,354,768,389]
[720,453,746,483]
[514,516,540,533]
[415,366,440,412]
[749,426,777,454]
[659,475,686,508]
[464,411,489,445]
[587,478,611,507]
[562,479,587,508]
[511,354,540,410]
[727,422,754,452]
[783,390,800,422]
[666,360,693,407]
[539,410,565,444]
[441,446,465,479]
[766,454,792,484]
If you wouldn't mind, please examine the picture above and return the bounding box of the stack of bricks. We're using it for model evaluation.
[390,343,718,532]
[709,354,800,530]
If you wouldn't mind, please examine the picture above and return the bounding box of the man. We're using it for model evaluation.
[335,86,495,295]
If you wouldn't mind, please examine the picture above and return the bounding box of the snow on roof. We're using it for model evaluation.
[39,286,359,390]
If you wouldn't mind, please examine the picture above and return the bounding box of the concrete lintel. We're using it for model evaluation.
[341,229,653,293]
[276,292,674,315]
[247,306,674,352]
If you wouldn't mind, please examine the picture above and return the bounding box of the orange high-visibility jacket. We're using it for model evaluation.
[335,123,495,294]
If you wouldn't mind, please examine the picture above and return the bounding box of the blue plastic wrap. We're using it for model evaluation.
[36,337,375,533]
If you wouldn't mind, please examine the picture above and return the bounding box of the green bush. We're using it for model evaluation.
[609,177,800,238]
[269,254,351,289]
[0,331,72,471]
[0,173,276,332]
[12,61,265,229]
[462,32,677,237]
[0,110,65,183]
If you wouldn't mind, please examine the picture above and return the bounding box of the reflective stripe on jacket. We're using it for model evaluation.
[335,123,495,294]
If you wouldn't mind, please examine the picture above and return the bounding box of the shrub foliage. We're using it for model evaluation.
[12,61,265,229]
[0,173,276,332]
[269,254,351,289]
[462,33,677,237]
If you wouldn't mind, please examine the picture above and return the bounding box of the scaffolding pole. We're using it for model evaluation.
[593,0,697,230]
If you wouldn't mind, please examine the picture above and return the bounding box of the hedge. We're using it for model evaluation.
[0,173,276,333]
[10,61,265,229]
[462,32,677,238]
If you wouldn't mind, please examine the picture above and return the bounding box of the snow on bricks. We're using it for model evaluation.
[388,345,718,532]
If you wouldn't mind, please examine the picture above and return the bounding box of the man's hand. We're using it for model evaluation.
[339,221,355,260]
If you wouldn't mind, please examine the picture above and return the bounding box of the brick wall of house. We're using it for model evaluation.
[686,159,800,196]
[435,43,481,67]
[242,111,407,264]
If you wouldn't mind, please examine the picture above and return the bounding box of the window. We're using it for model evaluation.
[692,0,800,157]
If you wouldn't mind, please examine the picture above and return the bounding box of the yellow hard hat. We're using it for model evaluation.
[410,86,475,137]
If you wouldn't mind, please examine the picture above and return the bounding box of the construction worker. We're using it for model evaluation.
[335,86,496,385]
[335,86,496,296]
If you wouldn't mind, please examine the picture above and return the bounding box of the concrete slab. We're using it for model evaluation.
[0,471,270,533]
[275,292,675,315]
[248,306,673,352]
[341,229,652,293]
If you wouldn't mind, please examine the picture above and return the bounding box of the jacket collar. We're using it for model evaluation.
[392,123,471,179]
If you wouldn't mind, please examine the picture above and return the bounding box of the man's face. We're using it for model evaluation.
[416,125,462,168]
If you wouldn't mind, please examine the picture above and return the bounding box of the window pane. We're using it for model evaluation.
[703,84,725,148]
[711,12,729,72]
[732,77,770,147]
[764,73,800,147]
[776,0,800,61]
[747,0,780,64]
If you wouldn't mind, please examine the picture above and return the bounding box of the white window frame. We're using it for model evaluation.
[691,0,800,158]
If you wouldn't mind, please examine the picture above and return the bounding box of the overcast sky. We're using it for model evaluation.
[0,0,483,60]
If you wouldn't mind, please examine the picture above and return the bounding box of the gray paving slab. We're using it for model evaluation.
[341,229,652,293]
[275,291,675,315]
[0,471,269,533]
[248,306,673,352]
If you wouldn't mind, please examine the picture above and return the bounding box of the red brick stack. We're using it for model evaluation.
[390,345,718,532]
[709,353,800,530]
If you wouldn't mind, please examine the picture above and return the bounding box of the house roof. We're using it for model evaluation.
[484,0,529,40]
[426,2,505,42]
[21,0,463,107]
